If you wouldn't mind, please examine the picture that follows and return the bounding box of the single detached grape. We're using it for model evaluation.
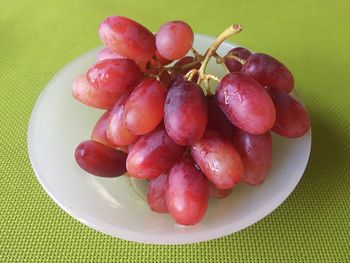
[107,94,138,146]
[166,159,209,225]
[97,47,124,61]
[124,78,167,135]
[99,16,156,63]
[208,181,233,199]
[191,130,243,189]
[87,58,142,94]
[75,140,127,177]
[147,172,169,213]
[241,53,294,93]
[164,80,208,145]
[91,111,113,147]
[225,47,252,72]
[126,128,185,179]
[216,73,276,135]
[72,74,122,110]
[234,130,272,186]
[266,87,311,138]
[156,21,194,60]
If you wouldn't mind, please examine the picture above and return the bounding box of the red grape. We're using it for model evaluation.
[75,140,127,177]
[166,159,208,225]
[72,74,122,110]
[164,80,208,145]
[147,172,169,213]
[156,21,194,60]
[155,50,172,65]
[241,53,294,93]
[216,73,276,135]
[97,47,124,61]
[224,47,252,72]
[91,111,113,147]
[173,56,201,73]
[107,94,138,146]
[208,181,233,199]
[266,87,311,138]
[159,71,171,88]
[98,16,156,63]
[124,78,167,135]
[87,58,142,94]
[126,128,185,179]
[234,130,272,186]
[191,130,243,189]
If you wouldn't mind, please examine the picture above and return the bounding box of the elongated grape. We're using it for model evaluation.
[126,128,185,179]
[216,73,276,135]
[234,130,272,186]
[241,53,294,93]
[156,21,194,60]
[75,140,127,177]
[147,173,169,213]
[166,159,208,225]
[97,47,124,61]
[266,87,311,138]
[208,181,233,199]
[164,80,208,145]
[91,111,113,146]
[191,130,243,189]
[72,75,122,110]
[99,16,156,63]
[124,78,167,135]
[87,58,142,94]
[225,47,252,72]
[107,94,138,146]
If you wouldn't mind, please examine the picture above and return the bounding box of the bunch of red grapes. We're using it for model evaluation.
[73,16,311,226]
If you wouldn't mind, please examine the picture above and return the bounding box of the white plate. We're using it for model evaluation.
[28,34,311,245]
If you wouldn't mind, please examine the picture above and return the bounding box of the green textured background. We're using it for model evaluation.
[1,0,350,261]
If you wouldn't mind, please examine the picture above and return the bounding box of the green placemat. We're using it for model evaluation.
[1,0,349,262]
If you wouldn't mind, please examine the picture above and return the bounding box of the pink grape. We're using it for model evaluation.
[241,53,294,93]
[126,128,185,179]
[156,21,194,60]
[91,111,114,147]
[97,47,124,61]
[147,173,169,213]
[72,74,122,110]
[224,47,252,72]
[164,80,208,145]
[107,94,138,146]
[124,78,167,135]
[266,87,311,138]
[155,50,172,65]
[208,181,233,199]
[216,73,276,135]
[98,16,156,63]
[87,58,142,94]
[75,140,127,177]
[191,130,243,189]
[234,130,272,186]
[166,159,209,225]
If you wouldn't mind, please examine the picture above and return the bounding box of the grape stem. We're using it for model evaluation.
[224,53,247,65]
[213,52,230,74]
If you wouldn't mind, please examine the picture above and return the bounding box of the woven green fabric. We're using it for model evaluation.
[1,0,350,261]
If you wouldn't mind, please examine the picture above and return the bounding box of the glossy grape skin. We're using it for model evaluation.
[224,47,252,72]
[191,130,243,189]
[126,128,185,179]
[207,95,236,141]
[164,80,208,145]
[166,159,209,225]
[208,181,233,199]
[156,21,194,60]
[97,47,124,61]
[72,75,122,110]
[91,111,113,147]
[87,58,142,94]
[98,16,156,63]
[216,73,276,135]
[75,140,127,177]
[266,87,311,138]
[241,53,294,93]
[107,94,138,146]
[234,130,272,186]
[124,78,167,135]
[147,173,169,213]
